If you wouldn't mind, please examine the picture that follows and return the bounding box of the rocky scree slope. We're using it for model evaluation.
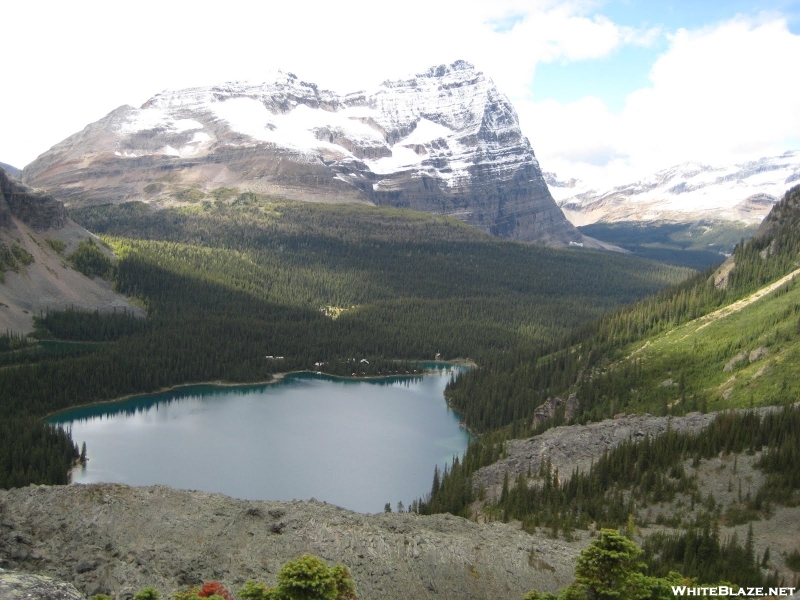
[22,61,594,247]
[0,484,580,600]
[471,407,800,582]
[0,168,143,333]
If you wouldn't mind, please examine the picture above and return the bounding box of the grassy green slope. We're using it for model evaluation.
[577,184,800,417]
[615,271,800,414]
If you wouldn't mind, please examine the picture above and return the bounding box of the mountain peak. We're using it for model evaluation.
[23,62,587,247]
[418,59,477,78]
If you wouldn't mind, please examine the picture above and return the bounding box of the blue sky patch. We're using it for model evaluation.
[530,0,800,112]
[532,43,664,112]
[600,0,800,33]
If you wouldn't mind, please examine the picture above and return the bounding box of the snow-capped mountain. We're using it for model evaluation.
[22,61,592,247]
[548,151,800,226]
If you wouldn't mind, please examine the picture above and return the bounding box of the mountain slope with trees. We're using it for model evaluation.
[415,186,800,588]
[444,184,800,434]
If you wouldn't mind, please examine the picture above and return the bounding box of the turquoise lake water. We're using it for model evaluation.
[48,365,469,513]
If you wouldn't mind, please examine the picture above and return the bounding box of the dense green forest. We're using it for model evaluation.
[0,195,688,487]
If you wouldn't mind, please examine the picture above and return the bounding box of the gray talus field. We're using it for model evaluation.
[0,484,581,600]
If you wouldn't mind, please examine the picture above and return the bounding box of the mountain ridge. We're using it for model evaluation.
[549,150,800,226]
[21,61,599,248]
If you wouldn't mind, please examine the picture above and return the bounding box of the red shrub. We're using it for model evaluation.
[198,581,234,600]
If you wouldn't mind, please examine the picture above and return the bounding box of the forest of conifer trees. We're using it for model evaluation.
[1,186,799,588]
[0,196,687,488]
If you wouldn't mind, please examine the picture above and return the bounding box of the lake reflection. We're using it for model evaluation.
[48,366,469,513]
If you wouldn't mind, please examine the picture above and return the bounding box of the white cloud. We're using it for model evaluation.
[530,15,800,186]
[0,0,653,168]
[6,0,792,192]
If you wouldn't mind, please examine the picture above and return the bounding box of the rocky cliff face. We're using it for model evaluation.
[0,168,68,231]
[531,393,578,429]
[0,162,21,178]
[22,61,588,247]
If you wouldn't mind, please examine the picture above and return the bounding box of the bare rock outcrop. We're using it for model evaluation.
[473,407,780,501]
[0,568,85,600]
[531,393,578,429]
[1,168,68,231]
[723,350,749,372]
[722,347,769,372]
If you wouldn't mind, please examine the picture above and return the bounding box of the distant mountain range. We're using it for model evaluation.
[547,151,800,226]
[21,61,611,248]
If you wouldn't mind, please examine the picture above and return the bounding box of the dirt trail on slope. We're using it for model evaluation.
[696,266,800,331]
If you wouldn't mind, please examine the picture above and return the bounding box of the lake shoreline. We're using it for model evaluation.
[44,358,476,420]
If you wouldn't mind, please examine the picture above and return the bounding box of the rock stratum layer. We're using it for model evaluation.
[22,61,591,247]
[0,484,579,600]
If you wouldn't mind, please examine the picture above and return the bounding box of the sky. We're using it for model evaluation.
[2,0,799,187]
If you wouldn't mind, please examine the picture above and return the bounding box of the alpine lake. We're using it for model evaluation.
[47,363,470,513]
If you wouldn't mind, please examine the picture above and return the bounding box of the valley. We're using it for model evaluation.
[1,51,800,599]
[2,180,798,598]
[0,190,687,490]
